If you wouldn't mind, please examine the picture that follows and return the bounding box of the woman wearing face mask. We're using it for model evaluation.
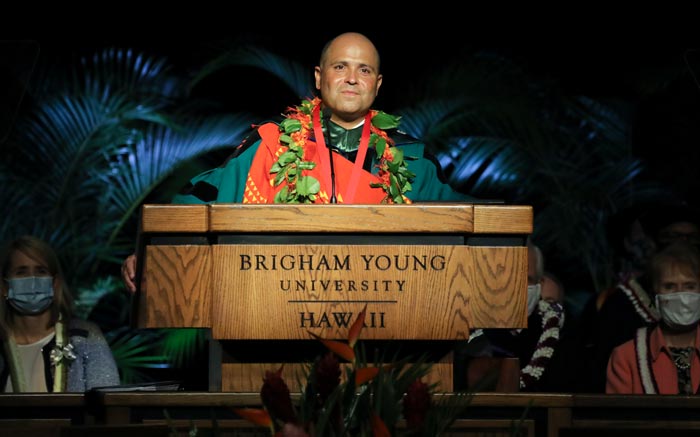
[606,241,700,394]
[0,236,119,392]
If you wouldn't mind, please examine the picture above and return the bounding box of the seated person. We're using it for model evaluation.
[457,241,566,392]
[0,236,120,392]
[606,241,700,394]
[587,203,700,392]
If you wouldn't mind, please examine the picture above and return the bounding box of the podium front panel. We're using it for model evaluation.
[136,204,531,336]
[210,244,527,340]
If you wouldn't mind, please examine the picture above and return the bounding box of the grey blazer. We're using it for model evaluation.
[0,318,120,392]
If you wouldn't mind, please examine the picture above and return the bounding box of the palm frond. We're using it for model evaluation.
[31,48,185,101]
[99,114,252,210]
[17,93,172,206]
[105,327,171,384]
[396,99,468,141]
[191,46,313,99]
[73,276,123,319]
[161,329,208,368]
[438,136,529,196]
[95,114,254,250]
[82,47,183,98]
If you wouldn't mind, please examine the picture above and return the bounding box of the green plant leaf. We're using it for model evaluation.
[280,118,302,133]
[296,175,320,196]
[277,151,298,166]
[279,133,293,144]
[371,111,401,130]
[297,161,316,170]
[274,186,289,203]
[375,137,386,157]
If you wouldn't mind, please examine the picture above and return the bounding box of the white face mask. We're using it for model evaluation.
[527,283,541,316]
[655,291,700,329]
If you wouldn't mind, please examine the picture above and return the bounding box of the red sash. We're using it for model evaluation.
[243,123,387,204]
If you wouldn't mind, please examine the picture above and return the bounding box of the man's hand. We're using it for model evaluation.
[121,253,138,293]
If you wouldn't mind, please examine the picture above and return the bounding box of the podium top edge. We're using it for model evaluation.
[141,204,532,234]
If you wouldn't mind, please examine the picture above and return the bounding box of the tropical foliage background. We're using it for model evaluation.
[0,36,696,385]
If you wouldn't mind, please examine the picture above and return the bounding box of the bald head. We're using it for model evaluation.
[319,32,381,73]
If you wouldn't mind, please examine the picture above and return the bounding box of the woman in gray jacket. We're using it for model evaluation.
[0,236,119,392]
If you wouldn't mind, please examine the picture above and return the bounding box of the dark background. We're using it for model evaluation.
[5,36,698,201]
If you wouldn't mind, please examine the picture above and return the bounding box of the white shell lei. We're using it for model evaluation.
[617,278,659,324]
[520,299,565,390]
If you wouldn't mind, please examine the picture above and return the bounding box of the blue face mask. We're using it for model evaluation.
[6,276,54,315]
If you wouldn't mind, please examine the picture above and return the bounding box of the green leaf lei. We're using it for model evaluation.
[271,98,415,204]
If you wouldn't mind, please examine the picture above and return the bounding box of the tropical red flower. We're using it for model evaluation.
[347,304,367,348]
[403,379,432,431]
[232,408,272,428]
[308,332,355,362]
[314,352,341,401]
[370,412,391,437]
[354,366,380,386]
[236,309,470,437]
[260,365,297,425]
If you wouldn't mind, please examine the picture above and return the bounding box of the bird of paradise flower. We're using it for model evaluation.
[234,304,470,436]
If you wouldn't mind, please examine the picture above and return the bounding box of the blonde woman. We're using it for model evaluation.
[607,241,700,394]
[0,236,119,392]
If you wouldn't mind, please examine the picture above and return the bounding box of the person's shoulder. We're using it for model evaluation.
[385,128,458,187]
[387,127,420,146]
[388,128,429,162]
[227,118,282,161]
[611,332,637,357]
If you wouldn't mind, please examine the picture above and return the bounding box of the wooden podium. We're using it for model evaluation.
[133,203,532,392]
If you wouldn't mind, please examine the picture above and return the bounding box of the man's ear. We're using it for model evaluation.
[375,74,383,96]
[314,66,322,90]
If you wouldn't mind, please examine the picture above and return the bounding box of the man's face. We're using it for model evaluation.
[314,35,382,129]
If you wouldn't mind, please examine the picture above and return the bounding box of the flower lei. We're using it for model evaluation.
[519,299,565,390]
[271,97,414,204]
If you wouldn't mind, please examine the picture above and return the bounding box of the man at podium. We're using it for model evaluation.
[122,32,473,292]
[173,32,472,206]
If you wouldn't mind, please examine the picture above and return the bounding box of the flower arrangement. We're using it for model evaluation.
[272,98,415,204]
[234,306,470,436]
